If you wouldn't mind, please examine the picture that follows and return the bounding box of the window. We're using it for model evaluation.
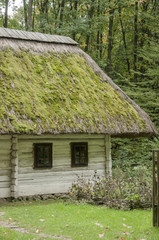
[71,142,88,167]
[34,143,52,169]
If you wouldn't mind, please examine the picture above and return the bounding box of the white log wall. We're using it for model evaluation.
[0,136,11,198]
[0,134,111,198]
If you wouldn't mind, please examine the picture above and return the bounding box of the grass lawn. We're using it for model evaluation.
[0,200,159,240]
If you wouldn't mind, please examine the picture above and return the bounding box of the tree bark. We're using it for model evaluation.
[134,1,138,81]
[32,0,36,31]
[23,0,28,30]
[28,0,33,31]
[96,0,103,59]
[72,0,78,40]
[52,0,61,31]
[96,0,100,57]
[59,0,65,27]
[4,0,9,28]
[100,33,103,58]
[118,3,130,75]
[85,0,95,52]
[106,0,114,73]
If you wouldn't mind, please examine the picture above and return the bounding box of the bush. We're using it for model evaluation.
[70,167,152,210]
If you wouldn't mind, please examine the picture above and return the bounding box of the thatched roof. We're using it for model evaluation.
[0,27,158,137]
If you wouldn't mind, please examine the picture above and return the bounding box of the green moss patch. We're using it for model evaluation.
[0,48,147,134]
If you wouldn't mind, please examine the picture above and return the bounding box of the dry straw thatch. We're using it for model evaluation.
[0,28,158,137]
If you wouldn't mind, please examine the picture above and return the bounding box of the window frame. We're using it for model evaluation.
[34,143,52,169]
[71,142,88,167]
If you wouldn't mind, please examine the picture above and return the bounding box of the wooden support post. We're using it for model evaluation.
[10,136,19,198]
[153,150,159,227]
[105,135,112,176]
[158,151,159,226]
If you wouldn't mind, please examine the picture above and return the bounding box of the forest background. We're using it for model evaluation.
[0,0,159,172]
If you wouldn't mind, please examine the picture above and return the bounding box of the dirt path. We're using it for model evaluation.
[0,215,72,240]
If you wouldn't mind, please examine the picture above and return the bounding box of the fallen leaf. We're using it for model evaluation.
[121,228,126,231]
[114,237,120,239]
[123,232,130,235]
[39,219,45,222]
[104,227,109,231]
[99,233,104,238]
[121,237,125,240]
[95,222,103,228]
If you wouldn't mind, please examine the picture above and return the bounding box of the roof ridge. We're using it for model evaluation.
[0,27,78,45]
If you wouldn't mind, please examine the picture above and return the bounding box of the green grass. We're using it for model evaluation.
[0,200,159,240]
[0,226,45,240]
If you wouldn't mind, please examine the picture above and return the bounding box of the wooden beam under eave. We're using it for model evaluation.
[105,135,112,176]
[10,136,19,198]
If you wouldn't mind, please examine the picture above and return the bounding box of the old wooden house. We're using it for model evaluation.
[0,27,158,198]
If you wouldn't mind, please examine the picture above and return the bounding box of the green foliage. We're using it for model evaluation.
[112,137,159,170]
[70,168,152,210]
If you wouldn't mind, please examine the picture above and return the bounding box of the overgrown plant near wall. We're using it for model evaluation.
[70,167,152,210]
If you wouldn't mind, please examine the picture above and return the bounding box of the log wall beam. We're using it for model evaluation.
[10,136,19,198]
[105,135,112,176]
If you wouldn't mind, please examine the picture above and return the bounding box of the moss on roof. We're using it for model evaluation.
[0,48,156,135]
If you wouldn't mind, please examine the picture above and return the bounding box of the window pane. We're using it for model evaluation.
[71,143,88,167]
[34,144,52,168]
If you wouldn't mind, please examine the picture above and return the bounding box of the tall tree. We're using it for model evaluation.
[85,0,95,52]
[133,1,138,81]
[118,0,130,75]
[28,0,34,30]
[96,0,104,59]
[23,0,28,30]
[72,0,78,40]
[106,0,114,74]
[59,0,65,27]
[3,0,9,28]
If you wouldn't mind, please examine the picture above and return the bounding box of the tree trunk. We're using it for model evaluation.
[134,1,138,81]
[28,0,33,31]
[52,0,61,31]
[100,33,103,59]
[23,0,28,30]
[85,0,95,52]
[59,0,65,27]
[140,0,149,47]
[72,0,78,40]
[4,0,9,28]
[106,0,114,73]
[96,0,100,58]
[32,0,36,31]
[118,3,130,75]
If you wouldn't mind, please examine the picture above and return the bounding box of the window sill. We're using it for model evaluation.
[33,167,53,170]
